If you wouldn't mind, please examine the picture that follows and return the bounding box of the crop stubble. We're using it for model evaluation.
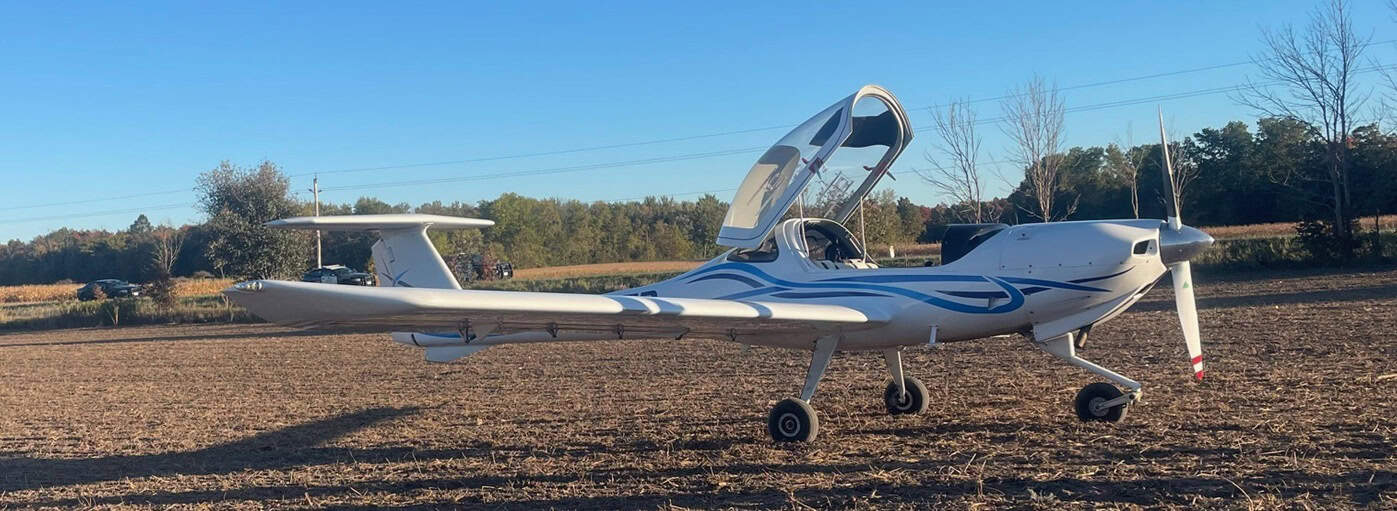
[1,268,1394,509]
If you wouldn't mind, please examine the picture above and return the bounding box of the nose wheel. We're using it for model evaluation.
[1074,382,1129,422]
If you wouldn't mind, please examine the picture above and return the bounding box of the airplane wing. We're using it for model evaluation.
[225,280,889,344]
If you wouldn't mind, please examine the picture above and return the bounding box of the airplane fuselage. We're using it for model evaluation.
[617,218,1175,351]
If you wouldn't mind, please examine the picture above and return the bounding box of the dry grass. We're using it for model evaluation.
[0,278,233,304]
[1202,214,1397,240]
[513,260,704,280]
[1,268,1394,509]
[172,278,234,297]
[890,242,941,257]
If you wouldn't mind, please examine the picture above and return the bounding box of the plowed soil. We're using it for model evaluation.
[2,268,1395,509]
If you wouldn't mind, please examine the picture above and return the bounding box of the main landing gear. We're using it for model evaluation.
[1036,331,1140,423]
[767,338,927,443]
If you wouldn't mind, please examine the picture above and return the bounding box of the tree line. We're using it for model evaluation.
[1,111,1392,286]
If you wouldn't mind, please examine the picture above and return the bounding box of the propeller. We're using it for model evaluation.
[1157,108,1206,381]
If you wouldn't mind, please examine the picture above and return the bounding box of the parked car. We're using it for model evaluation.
[77,279,142,301]
[449,253,514,282]
[301,265,375,286]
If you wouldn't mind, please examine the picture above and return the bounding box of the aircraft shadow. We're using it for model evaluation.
[0,406,421,494]
[0,328,331,349]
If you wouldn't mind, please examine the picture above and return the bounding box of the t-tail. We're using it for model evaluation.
[264,213,495,361]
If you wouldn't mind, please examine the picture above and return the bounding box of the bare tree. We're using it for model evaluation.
[1234,0,1369,241]
[151,226,185,277]
[1001,75,1069,221]
[1107,124,1146,218]
[1160,121,1203,213]
[919,100,991,222]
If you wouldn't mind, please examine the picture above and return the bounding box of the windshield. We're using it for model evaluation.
[808,95,903,222]
[722,100,846,231]
[716,86,912,249]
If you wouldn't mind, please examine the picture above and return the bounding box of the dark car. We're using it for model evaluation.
[77,279,142,301]
[449,253,514,282]
[301,265,375,286]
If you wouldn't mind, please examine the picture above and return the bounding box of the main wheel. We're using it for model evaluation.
[883,376,929,415]
[768,398,819,442]
[1074,382,1128,422]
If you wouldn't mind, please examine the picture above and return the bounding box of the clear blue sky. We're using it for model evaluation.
[2,1,1393,240]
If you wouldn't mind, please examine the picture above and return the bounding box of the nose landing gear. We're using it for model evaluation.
[1074,382,1129,422]
[1035,331,1141,423]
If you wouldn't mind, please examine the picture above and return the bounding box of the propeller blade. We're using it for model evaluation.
[1157,107,1181,230]
[1171,260,1204,380]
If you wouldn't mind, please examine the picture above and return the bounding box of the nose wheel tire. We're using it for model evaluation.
[768,398,819,443]
[1074,382,1129,422]
[883,376,929,415]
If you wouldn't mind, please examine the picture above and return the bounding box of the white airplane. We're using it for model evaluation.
[226,85,1213,443]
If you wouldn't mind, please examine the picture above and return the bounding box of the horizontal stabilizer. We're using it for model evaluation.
[266,214,493,231]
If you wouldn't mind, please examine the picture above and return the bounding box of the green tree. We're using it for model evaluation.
[196,161,304,279]
[127,214,154,236]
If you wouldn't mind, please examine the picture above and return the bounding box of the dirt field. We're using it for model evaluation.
[1,268,1394,509]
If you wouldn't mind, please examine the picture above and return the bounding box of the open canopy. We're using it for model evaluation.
[716,85,913,248]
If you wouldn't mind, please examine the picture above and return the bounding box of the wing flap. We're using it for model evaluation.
[224,280,887,339]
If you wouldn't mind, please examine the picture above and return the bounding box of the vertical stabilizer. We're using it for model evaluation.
[264,213,494,290]
[371,227,460,289]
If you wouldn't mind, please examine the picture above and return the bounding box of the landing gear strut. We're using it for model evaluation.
[768,336,837,443]
[1036,331,1141,423]
[882,349,928,415]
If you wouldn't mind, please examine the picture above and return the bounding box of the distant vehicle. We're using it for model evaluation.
[300,265,375,286]
[449,253,514,282]
[77,279,141,301]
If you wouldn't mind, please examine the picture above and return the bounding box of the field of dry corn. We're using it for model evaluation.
[0,279,233,304]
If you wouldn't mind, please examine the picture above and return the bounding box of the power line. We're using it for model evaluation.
[318,147,764,193]
[605,187,738,203]
[0,187,193,213]
[0,202,193,226]
[16,63,1395,226]
[15,49,1383,214]
[13,43,1397,215]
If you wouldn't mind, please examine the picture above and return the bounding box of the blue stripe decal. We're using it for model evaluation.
[687,263,1027,314]
[817,274,987,283]
[688,273,764,288]
[998,277,1110,292]
[1019,286,1050,295]
[937,290,1009,299]
[1070,266,1133,284]
[717,287,787,300]
[771,291,892,299]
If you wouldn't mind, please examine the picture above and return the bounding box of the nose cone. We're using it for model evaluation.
[1159,225,1214,265]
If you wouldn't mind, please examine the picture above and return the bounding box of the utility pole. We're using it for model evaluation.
[311,175,322,268]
